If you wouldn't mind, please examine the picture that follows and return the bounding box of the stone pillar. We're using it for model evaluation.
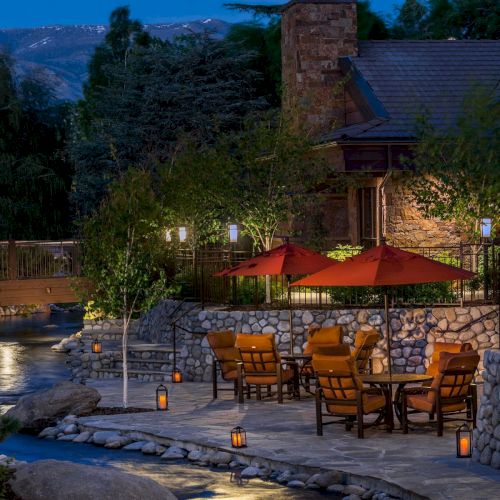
[282,0,358,136]
[472,349,500,469]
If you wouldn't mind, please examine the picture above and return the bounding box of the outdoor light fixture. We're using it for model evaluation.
[91,339,102,354]
[178,226,187,243]
[165,229,172,242]
[156,384,169,411]
[172,368,183,383]
[456,423,472,458]
[481,218,492,239]
[230,426,247,448]
[228,224,238,243]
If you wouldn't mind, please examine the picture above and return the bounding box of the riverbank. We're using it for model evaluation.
[68,379,500,500]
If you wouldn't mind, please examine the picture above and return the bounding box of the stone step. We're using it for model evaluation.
[128,344,179,353]
[126,359,174,365]
[94,368,170,382]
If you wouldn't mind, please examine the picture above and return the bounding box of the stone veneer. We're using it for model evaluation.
[137,300,498,382]
[472,349,500,469]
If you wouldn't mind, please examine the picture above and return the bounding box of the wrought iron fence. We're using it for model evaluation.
[0,241,82,280]
[174,243,499,308]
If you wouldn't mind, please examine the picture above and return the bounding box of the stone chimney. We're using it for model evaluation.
[282,0,358,136]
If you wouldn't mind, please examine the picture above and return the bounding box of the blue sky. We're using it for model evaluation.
[1,1,401,29]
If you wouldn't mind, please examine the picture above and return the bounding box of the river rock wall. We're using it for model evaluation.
[472,349,500,469]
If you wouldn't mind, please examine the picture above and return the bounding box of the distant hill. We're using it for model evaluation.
[0,20,231,101]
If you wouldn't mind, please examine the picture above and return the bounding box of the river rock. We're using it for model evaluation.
[187,450,204,461]
[241,466,261,478]
[160,447,186,460]
[123,440,148,451]
[6,381,100,431]
[141,441,159,454]
[93,431,121,445]
[9,460,177,500]
[57,434,79,441]
[73,432,91,443]
[38,427,59,439]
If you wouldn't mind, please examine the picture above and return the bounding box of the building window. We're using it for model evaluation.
[358,187,377,247]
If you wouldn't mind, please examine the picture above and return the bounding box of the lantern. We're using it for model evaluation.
[172,369,183,383]
[228,224,238,244]
[456,423,472,458]
[230,426,247,448]
[165,229,172,242]
[481,218,492,239]
[178,226,187,242]
[156,384,169,411]
[91,339,102,354]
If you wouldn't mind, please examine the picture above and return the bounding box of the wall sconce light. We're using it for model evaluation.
[156,384,169,411]
[91,339,102,354]
[480,218,492,239]
[178,227,187,243]
[172,368,183,383]
[456,423,472,458]
[228,224,238,244]
[231,426,247,448]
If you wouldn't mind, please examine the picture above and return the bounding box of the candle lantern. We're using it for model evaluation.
[456,423,472,458]
[91,339,102,354]
[156,384,169,411]
[172,368,183,383]
[231,426,247,448]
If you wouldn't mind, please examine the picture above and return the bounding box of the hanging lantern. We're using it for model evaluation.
[156,384,169,411]
[172,368,183,383]
[456,423,472,458]
[230,426,247,448]
[91,339,102,354]
[228,224,239,244]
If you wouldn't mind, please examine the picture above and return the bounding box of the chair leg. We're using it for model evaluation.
[429,412,435,421]
[402,392,409,434]
[277,364,283,404]
[357,392,364,439]
[233,379,238,396]
[246,384,251,399]
[315,388,323,436]
[384,389,393,433]
[237,364,244,404]
[256,385,262,401]
[267,385,272,398]
[212,360,218,399]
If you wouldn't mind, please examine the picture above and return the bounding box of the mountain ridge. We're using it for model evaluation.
[0,20,231,100]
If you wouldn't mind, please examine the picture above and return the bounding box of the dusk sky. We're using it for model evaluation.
[1,0,402,29]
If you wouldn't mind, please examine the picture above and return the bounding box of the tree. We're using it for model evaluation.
[80,169,169,407]
[392,0,429,39]
[407,87,499,237]
[357,1,390,40]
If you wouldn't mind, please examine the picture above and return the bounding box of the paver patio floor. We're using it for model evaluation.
[78,380,500,500]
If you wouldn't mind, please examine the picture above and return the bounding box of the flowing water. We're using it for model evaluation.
[0,313,326,499]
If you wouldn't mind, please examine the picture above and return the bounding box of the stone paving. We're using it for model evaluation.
[78,380,500,500]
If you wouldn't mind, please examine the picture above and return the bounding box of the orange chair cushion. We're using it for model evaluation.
[304,326,342,355]
[245,368,295,385]
[328,394,386,415]
[406,394,466,413]
[236,333,279,374]
[207,331,240,379]
[430,342,463,364]
[313,344,352,357]
[235,333,275,350]
[353,329,380,349]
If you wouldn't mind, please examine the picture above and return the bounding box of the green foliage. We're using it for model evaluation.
[327,244,364,262]
[0,416,21,443]
[80,169,171,318]
[357,1,390,40]
[0,54,73,239]
[407,87,500,237]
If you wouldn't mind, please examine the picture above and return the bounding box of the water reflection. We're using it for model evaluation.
[0,313,82,407]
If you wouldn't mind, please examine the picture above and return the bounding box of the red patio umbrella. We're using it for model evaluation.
[215,242,336,353]
[292,244,475,375]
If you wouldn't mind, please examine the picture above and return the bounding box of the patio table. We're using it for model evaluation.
[361,373,434,427]
[281,354,313,394]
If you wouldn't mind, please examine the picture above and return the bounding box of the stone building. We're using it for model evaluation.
[281,0,500,248]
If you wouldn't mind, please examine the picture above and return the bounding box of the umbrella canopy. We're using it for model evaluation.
[291,244,475,287]
[215,242,336,277]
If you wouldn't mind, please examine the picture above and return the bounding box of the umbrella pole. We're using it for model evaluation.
[287,276,293,355]
[385,290,392,378]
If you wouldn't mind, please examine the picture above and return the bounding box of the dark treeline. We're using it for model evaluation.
[0,1,498,239]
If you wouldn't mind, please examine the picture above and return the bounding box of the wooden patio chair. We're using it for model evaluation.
[313,353,392,439]
[352,329,380,374]
[402,350,479,436]
[235,333,297,404]
[206,331,241,399]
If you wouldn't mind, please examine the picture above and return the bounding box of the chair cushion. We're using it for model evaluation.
[207,331,241,378]
[236,333,275,350]
[223,369,238,381]
[407,394,466,413]
[313,344,352,356]
[304,326,343,354]
[207,330,236,350]
[236,333,279,373]
[245,368,294,385]
[430,342,463,364]
[327,394,386,415]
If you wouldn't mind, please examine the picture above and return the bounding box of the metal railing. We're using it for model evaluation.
[0,240,82,280]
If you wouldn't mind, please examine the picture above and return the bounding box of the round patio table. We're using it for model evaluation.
[361,373,434,426]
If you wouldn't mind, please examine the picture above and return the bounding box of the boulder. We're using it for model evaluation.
[93,431,121,445]
[6,382,100,430]
[9,460,177,500]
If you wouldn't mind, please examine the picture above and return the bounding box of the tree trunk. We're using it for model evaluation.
[122,312,129,408]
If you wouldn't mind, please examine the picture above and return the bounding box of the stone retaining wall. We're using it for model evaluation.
[138,301,498,382]
[83,318,139,340]
[472,349,500,469]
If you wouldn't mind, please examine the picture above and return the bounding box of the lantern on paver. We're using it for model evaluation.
[156,384,169,411]
[91,338,102,354]
[231,426,247,448]
[172,368,183,383]
[456,423,472,458]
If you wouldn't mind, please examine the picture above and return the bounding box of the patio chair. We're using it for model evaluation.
[426,341,473,377]
[206,331,241,399]
[313,353,392,439]
[303,325,343,355]
[402,350,479,436]
[235,333,297,404]
[352,329,380,374]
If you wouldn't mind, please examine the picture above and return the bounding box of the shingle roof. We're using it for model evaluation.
[328,40,500,141]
